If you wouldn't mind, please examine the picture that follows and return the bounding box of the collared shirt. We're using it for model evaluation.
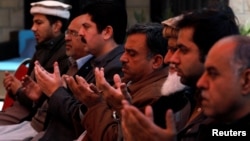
[75,54,93,70]
[67,54,93,76]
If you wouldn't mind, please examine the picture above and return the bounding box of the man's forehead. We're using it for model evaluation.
[33,13,46,18]
[81,15,96,26]
[168,38,177,47]
[205,43,236,71]
[81,14,93,21]
[179,27,194,37]
[177,27,195,44]
[33,14,47,21]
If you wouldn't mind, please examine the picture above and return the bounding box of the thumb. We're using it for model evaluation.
[165,109,177,134]
[113,74,122,88]
[120,83,131,103]
[4,71,10,76]
[145,105,154,122]
[54,62,61,77]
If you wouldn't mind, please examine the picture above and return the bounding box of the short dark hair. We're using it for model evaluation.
[45,15,69,33]
[177,9,240,62]
[81,0,127,44]
[126,23,168,59]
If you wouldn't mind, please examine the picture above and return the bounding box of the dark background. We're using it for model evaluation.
[24,0,229,28]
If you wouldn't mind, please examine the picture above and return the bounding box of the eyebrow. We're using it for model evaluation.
[82,23,91,27]
[33,19,42,22]
[67,29,78,32]
[176,43,186,48]
[125,48,135,52]
[176,43,184,49]
[168,46,177,49]
[205,65,217,72]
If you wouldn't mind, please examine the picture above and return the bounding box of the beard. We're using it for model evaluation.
[161,71,187,96]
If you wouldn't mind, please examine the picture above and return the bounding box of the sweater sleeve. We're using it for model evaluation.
[48,87,82,125]
[83,102,119,141]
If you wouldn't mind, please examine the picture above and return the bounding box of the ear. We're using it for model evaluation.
[102,26,113,40]
[52,20,62,33]
[240,69,250,95]
[152,54,164,69]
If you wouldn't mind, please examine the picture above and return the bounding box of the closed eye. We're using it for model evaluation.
[206,67,219,79]
[125,49,137,57]
[179,46,188,54]
[82,23,91,29]
[177,44,189,54]
[168,47,177,53]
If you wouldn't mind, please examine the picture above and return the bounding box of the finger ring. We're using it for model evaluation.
[98,90,103,94]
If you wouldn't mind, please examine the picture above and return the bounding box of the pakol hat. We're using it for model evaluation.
[161,15,183,38]
[30,0,72,19]
[161,15,183,28]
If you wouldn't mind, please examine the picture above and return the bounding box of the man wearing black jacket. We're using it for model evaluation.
[33,1,128,140]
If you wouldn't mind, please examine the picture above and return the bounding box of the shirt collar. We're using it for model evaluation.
[75,54,93,70]
[36,34,64,50]
[92,45,124,67]
[69,54,93,70]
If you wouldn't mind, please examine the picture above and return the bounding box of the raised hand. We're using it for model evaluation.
[61,74,70,88]
[94,67,130,111]
[3,71,21,94]
[21,75,42,101]
[65,75,101,108]
[34,61,63,97]
[121,100,177,141]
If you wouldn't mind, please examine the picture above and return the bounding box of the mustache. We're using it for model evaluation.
[169,63,176,69]
[121,63,128,70]
[81,37,87,43]
[121,62,127,67]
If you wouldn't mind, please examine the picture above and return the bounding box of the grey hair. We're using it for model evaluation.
[232,35,250,74]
